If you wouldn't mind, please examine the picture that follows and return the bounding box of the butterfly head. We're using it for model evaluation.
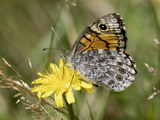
[60,50,71,62]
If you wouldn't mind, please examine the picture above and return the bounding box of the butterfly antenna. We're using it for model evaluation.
[50,26,65,50]
[43,47,64,51]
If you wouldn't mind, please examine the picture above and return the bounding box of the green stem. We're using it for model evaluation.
[63,95,75,120]
[86,99,94,120]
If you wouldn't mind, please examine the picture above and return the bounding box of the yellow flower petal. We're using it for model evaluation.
[55,92,63,108]
[41,90,55,98]
[72,84,81,90]
[59,58,64,70]
[37,91,42,100]
[31,85,43,92]
[86,88,94,93]
[80,81,93,88]
[37,72,46,77]
[50,63,59,73]
[66,62,70,66]
[65,88,75,104]
[31,78,45,84]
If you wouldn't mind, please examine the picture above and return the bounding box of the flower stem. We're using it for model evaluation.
[63,94,75,120]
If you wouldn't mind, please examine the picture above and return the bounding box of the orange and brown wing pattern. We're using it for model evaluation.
[71,13,127,57]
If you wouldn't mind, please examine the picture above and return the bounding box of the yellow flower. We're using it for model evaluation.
[31,59,94,108]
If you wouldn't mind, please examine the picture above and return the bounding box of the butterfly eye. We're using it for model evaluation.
[99,24,107,30]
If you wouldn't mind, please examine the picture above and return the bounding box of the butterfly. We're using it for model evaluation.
[61,13,137,92]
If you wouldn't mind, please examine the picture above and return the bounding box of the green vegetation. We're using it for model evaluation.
[0,0,160,119]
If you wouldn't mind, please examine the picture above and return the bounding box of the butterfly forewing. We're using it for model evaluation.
[70,13,127,57]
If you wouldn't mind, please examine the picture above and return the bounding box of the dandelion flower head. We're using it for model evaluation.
[31,59,94,107]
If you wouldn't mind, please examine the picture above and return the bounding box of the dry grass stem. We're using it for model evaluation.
[154,38,160,44]
[147,87,160,100]
[0,59,66,120]
[144,63,158,76]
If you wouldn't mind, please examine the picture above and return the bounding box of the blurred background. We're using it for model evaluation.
[0,0,160,120]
